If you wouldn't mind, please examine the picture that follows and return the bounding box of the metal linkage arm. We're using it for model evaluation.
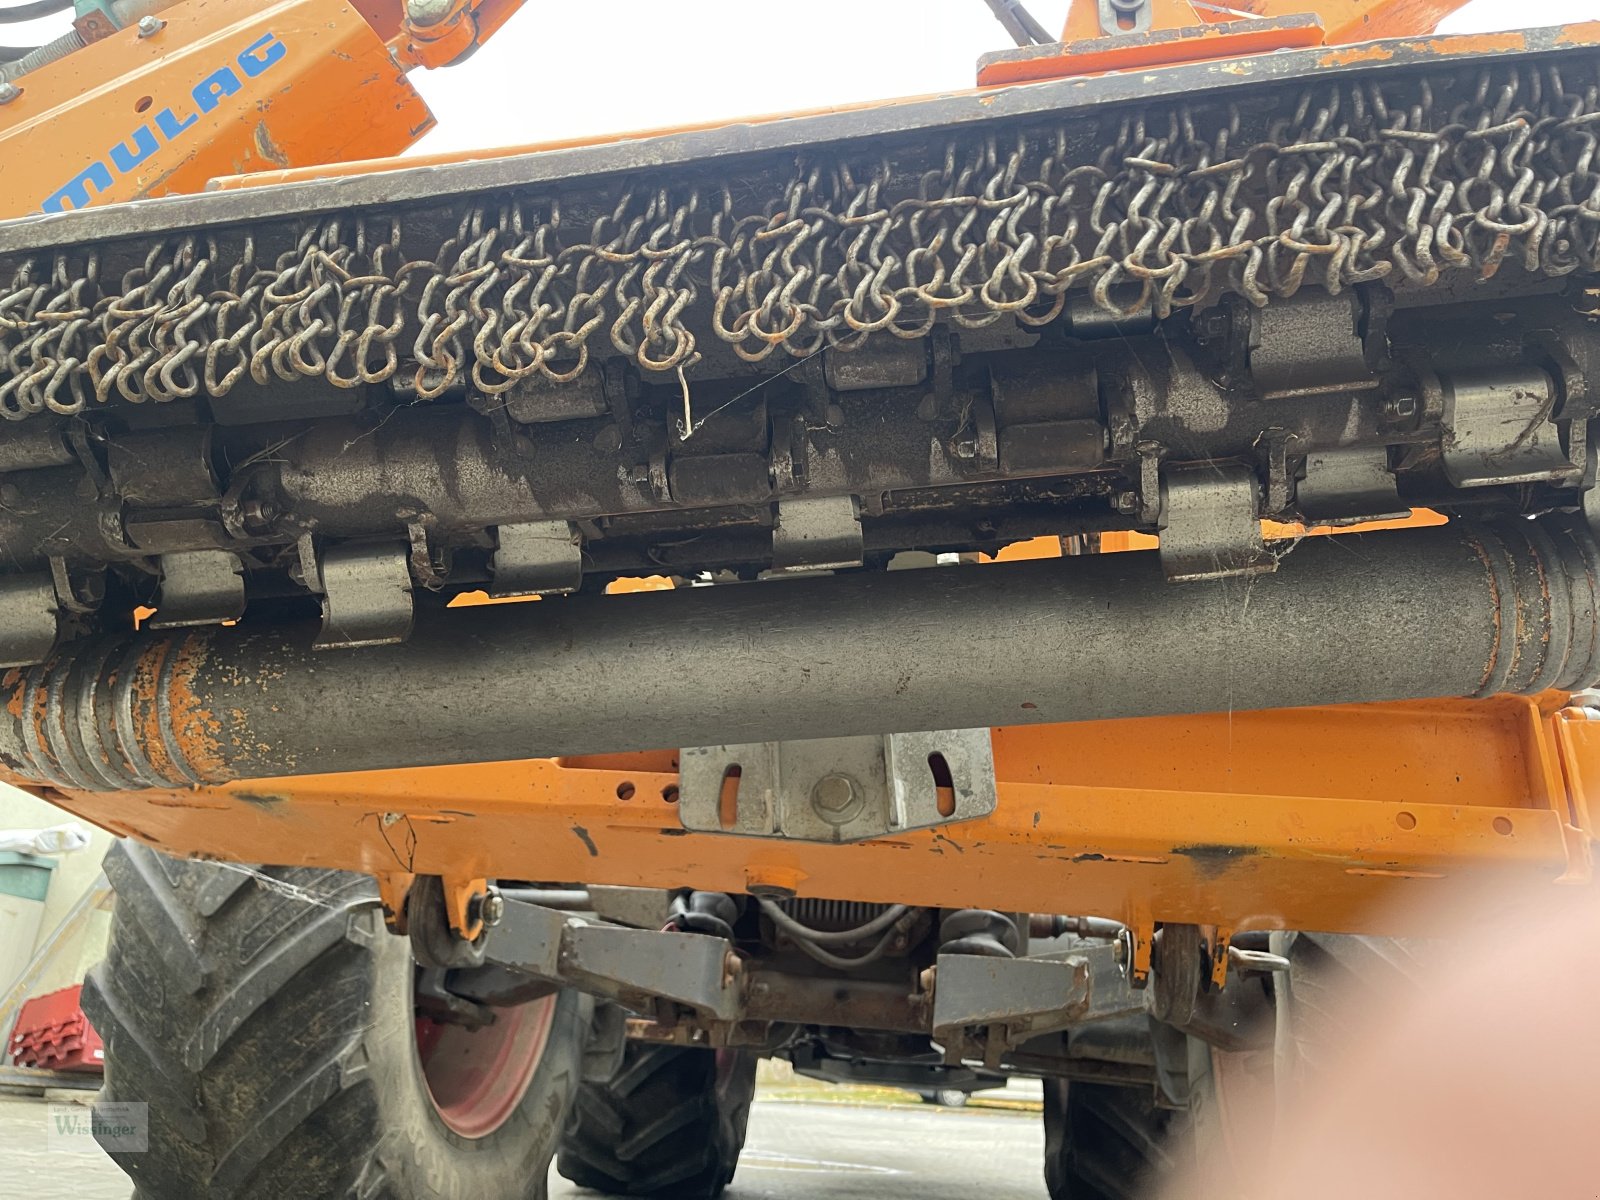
[487,900,742,1022]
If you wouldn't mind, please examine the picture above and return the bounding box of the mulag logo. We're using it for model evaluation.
[42,31,287,213]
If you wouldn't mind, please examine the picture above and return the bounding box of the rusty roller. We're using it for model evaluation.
[3,515,1598,793]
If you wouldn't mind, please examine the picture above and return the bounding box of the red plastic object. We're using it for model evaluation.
[7,984,104,1073]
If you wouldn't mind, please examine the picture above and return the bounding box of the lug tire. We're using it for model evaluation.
[82,842,588,1199]
[1043,1080,1189,1200]
[557,1041,758,1198]
[1277,933,1430,1082]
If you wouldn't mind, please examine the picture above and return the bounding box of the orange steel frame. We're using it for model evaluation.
[3,0,1598,949]
[13,693,1597,977]
[0,0,523,218]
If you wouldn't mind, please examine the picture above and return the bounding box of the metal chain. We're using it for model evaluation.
[2,61,1597,421]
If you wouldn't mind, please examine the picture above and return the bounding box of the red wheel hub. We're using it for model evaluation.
[414,989,556,1139]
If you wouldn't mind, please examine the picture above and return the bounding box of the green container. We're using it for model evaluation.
[0,851,56,902]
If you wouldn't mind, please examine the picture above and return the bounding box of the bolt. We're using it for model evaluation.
[136,15,164,36]
[0,83,21,105]
[810,773,857,817]
[951,436,977,461]
[239,499,278,533]
[1383,394,1419,422]
[1113,490,1140,515]
[468,886,504,930]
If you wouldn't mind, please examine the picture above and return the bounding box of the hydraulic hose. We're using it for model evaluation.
[3,516,1597,792]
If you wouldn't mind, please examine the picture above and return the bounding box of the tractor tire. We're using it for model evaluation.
[1277,933,1430,1082]
[81,842,589,1199]
[1043,1080,1189,1200]
[557,1041,758,1198]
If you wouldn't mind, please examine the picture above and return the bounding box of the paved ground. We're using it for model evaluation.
[0,1090,1045,1199]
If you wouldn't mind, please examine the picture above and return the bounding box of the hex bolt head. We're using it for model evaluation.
[479,887,504,928]
[0,83,21,105]
[810,772,857,816]
[137,15,164,36]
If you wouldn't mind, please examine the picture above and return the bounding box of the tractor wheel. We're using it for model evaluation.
[81,842,588,1199]
[1276,933,1430,1082]
[557,1040,758,1198]
[1043,1080,1190,1200]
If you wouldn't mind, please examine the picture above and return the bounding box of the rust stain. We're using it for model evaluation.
[253,121,291,169]
[3,669,22,719]
[163,634,230,784]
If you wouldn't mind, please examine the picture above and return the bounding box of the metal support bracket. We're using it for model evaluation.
[491,520,583,596]
[309,541,414,650]
[1249,292,1376,399]
[1158,462,1274,582]
[0,575,59,669]
[1297,447,1407,525]
[771,495,863,573]
[150,550,245,629]
[488,900,740,1021]
[1441,367,1580,488]
[678,728,997,844]
[1098,0,1151,35]
[931,953,1092,1041]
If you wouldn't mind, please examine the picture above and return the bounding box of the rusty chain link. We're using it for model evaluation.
[2,62,1598,420]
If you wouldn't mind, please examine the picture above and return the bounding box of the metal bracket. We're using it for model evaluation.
[491,520,583,596]
[1297,447,1407,525]
[771,495,863,573]
[1249,292,1377,399]
[309,541,414,650]
[488,900,740,1021]
[150,551,245,629]
[1158,462,1274,582]
[1097,0,1151,35]
[931,953,1093,1042]
[0,575,59,669]
[72,0,121,44]
[678,728,996,844]
[1441,367,1580,488]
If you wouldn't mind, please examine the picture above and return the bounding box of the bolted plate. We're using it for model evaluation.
[678,728,997,844]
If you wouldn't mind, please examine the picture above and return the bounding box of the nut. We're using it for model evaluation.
[0,83,21,105]
[1383,394,1419,422]
[136,15,164,36]
[468,886,504,929]
[810,772,857,815]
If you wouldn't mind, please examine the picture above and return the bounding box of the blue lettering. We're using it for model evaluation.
[43,162,114,213]
[108,125,160,173]
[155,106,198,138]
[191,67,242,115]
[237,33,286,78]
[42,36,287,213]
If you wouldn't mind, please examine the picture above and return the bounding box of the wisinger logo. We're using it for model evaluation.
[42,32,288,213]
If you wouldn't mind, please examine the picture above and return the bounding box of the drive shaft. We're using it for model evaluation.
[4,517,1597,791]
